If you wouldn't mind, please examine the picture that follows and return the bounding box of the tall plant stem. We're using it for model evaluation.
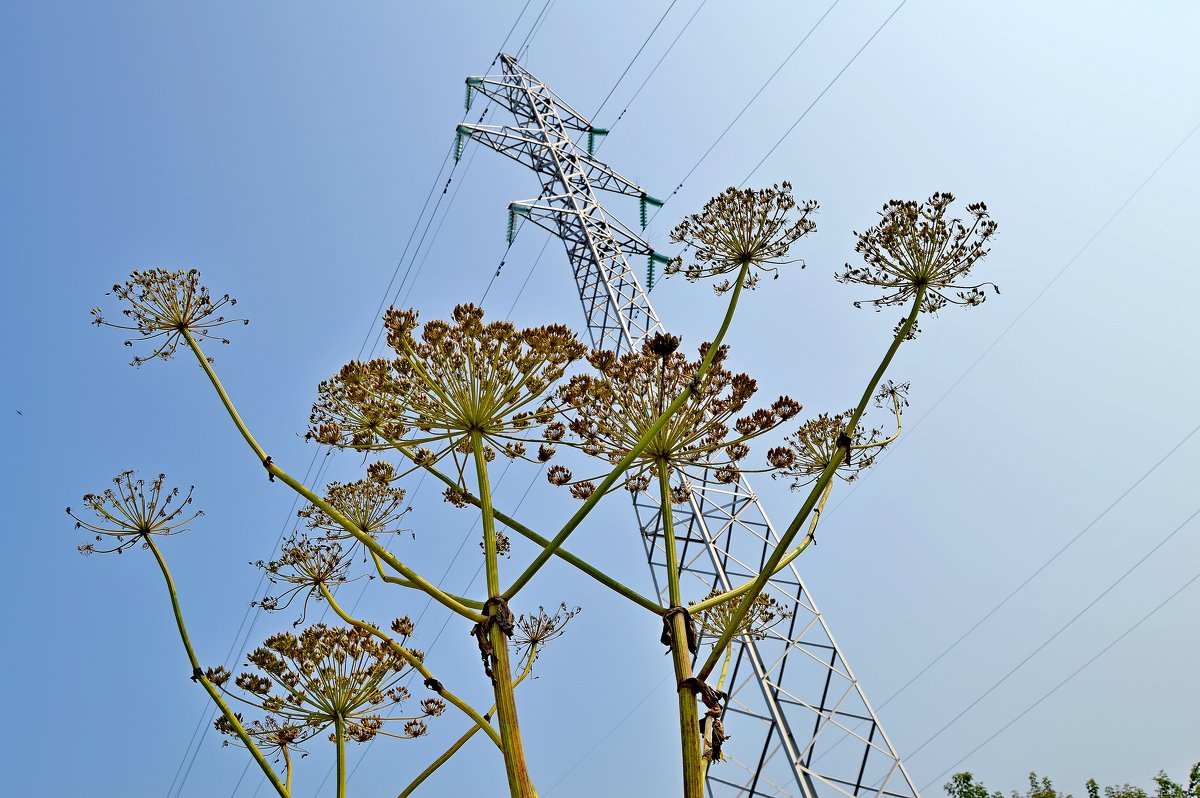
[143,535,289,798]
[318,584,502,749]
[473,430,537,798]
[397,646,537,798]
[659,460,705,798]
[180,329,482,622]
[380,438,664,614]
[697,288,925,681]
[701,645,736,782]
[503,262,751,600]
[334,715,347,798]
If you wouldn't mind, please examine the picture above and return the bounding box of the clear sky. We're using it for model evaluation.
[2,2,1198,797]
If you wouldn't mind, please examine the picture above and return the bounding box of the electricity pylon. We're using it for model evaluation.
[458,54,921,798]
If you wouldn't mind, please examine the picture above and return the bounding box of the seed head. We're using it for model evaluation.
[212,624,438,748]
[297,462,409,543]
[557,337,801,492]
[837,193,999,312]
[67,471,201,555]
[769,411,886,488]
[667,183,818,294]
[514,603,581,660]
[692,589,791,642]
[92,269,246,366]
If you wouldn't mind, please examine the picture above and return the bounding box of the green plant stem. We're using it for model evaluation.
[658,460,705,798]
[503,262,751,600]
[180,330,483,623]
[688,481,833,615]
[397,646,537,798]
[473,431,537,798]
[370,552,486,609]
[318,584,502,749]
[282,747,292,795]
[334,715,347,798]
[383,439,664,614]
[143,535,289,798]
[696,288,925,681]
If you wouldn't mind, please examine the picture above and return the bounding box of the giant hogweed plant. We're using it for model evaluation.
[76,186,997,798]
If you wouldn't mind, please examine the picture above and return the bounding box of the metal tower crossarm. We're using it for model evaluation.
[457,54,921,798]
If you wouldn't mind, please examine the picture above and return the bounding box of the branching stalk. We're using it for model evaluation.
[144,535,290,798]
[696,287,925,681]
[180,329,483,622]
[503,262,751,600]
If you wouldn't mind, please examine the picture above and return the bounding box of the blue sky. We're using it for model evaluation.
[2,2,1198,797]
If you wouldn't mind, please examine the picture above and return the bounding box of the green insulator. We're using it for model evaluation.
[647,259,656,290]
[454,128,467,162]
[640,197,648,229]
[506,208,517,245]
[465,84,473,111]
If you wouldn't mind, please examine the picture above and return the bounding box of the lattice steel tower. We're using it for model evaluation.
[458,54,920,798]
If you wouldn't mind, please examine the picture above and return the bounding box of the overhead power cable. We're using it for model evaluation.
[920,564,1200,789]
[592,0,681,120]
[900,503,1200,761]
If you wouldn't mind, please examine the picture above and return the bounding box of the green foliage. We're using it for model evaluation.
[947,763,1200,798]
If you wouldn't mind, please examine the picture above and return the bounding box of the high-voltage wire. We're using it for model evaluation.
[592,0,681,121]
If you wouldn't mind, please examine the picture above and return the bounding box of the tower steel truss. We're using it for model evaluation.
[459,54,920,798]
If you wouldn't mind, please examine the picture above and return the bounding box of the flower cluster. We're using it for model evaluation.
[297,461,409,542]
[667,183,818,293]
[514,603,581,660]
[768,411,886,488]
[692,589,792,643]
[91,269,246,365]
[837,192,998,312]
[253,535,354,622]
[555,333,801,495]
[209,624,441,747]
[67,471,201,555]
[308,304,585,476]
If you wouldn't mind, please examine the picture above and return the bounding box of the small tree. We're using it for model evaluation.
[76,187,998,797]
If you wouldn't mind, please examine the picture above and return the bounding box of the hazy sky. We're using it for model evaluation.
[3,2,1198,797]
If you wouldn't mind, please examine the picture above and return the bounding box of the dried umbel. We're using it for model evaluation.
[91,268,246,365]
[309,304,586,472]
[214,714,305,757]
[297,461,409,542]
[254,535,354,621]
[692,589,791,642]
[514,603,581,659]
[67,471,201,555]
[212,624,441,745]
[837,192,998,312]
[667,183,818,294]
[557,334,802,493]
[768,410,887,488]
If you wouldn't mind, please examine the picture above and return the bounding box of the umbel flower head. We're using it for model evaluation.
[514,603,581,661]
[67,471,201,555]
[208,623,443,746]
[213,715,305,758]
[297,461,409,542]
[767,383,908,489]
[667,182,818,294]
[837,192,999,312]
[308,304,585,474]
[253,535,355,623]
[91,268,246,366]
[556,332,802,495]
[692,589,792,643]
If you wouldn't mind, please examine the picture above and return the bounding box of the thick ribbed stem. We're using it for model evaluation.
[659,460,704,798]
[473,431,536,798]
[334,715,347,798]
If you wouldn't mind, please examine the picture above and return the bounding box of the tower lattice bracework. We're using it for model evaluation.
[459,54,921,798]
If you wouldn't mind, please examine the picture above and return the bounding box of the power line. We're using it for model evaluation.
[592,0,681,120]
[739,0,909,185]
[604,0,711,131]
[648,0,843,217]
[900,503,1200,761]
[920,564,1200,790]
